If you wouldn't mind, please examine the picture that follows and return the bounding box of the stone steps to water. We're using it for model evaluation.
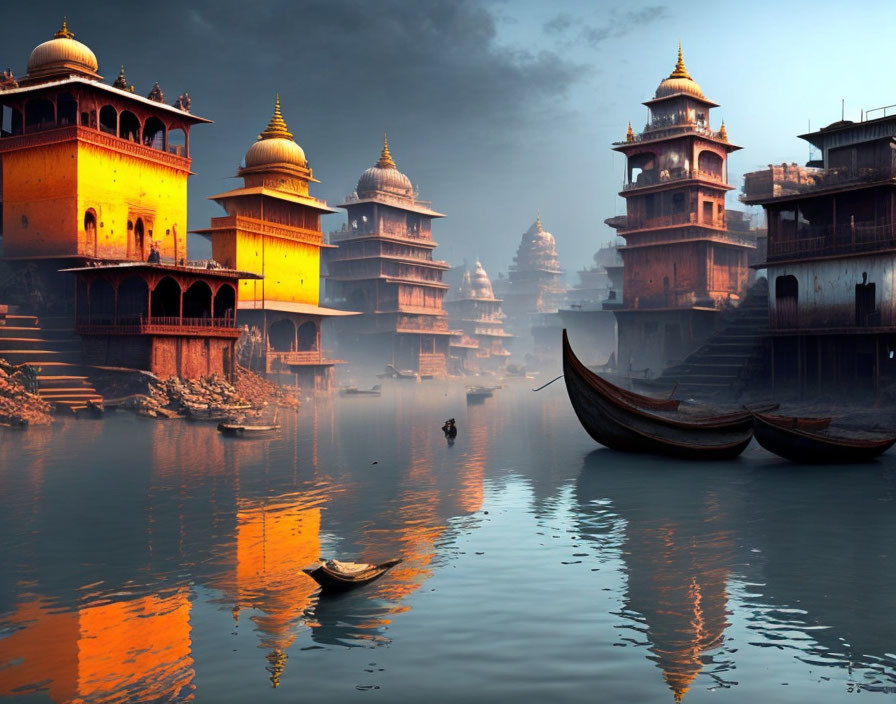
[0,304,104,413]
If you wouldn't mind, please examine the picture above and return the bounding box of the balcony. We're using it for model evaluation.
[767,220,896,261]
[613,123,727,146]
[395,315,450,334]
[206,215,323,245]
[742,164,896,204]
[267,349,341,367]
[622,168,725,191]
[76,316,240,338]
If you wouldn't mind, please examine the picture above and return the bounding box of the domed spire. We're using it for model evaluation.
[718,120,728,142]
[260,95,293,140]
[535,211,544,232]
[377,133,396,169]
[113,65,128,89]
[669,40,691,79]
[626,122,635,143]
[54,17,74,40]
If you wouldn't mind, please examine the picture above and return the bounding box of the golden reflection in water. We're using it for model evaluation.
[215,493,325,687]
[0,589,194,703]
[624,507,732,702]
[458,405,489,514]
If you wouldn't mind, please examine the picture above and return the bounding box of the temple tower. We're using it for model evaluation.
[194,97,352,390]
[446,260,512,372]
[326,137,450,377]
[611,45,753,376]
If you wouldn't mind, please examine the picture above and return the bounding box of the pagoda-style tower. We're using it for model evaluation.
[611,45,753,375]
[193,97,352,390]
[445,260,512,372]
[326,137,451,377]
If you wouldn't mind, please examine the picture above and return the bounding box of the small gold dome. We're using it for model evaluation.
[654,43,704,100]
[27,19,99,79]
[244,96,307,169]
[356,134,414,198]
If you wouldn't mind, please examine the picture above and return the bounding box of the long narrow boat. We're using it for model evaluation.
[217,422,281,436]
[752,412,896,463]
[303,559,402,593]
[562,329,758,460]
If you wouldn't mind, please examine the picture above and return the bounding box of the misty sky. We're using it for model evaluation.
[2,1,891,283]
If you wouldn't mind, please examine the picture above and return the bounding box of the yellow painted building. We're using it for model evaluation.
[194,97,355,390]
[0,21,210,263]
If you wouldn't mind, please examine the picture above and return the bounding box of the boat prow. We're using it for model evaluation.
[752,412,896,463]
[303,558,402,593]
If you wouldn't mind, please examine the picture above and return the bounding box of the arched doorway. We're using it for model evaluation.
[119,110,140,142]
[297,321,318,351]
[213,284,235,320]
[133,218,145,261]
[151,276,181,319]
[269,319,295,352]
[183,281,212,320]
[84,209,97,257]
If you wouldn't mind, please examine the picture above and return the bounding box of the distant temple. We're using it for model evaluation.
[0,21,247,383]
[742,114,896,393]
[194,97,354,390]
[610,45,755,376]
[445,260,512,373]
[500,216,566,362]
[325,137,451,377]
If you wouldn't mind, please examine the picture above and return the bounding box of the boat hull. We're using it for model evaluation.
[562,330,754,460]
[303,559,402,593]
[753,413,896,464]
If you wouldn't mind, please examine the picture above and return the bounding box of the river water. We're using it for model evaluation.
[1,381,895,703]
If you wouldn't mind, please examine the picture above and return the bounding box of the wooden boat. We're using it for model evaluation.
[562,329,759,460]
[340,384,381,396]
[752,411,896,463]
[466,385,496,402]
[217,421,281,436]
[303,558,402,593]
[377,364,417,380]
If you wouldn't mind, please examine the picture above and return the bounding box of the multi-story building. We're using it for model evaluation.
[325,138,451,377]
[194,97,354,390]
[611,46,755,376]
[0,21,246,380]
[445,260,511,373]
[742,114,896,393]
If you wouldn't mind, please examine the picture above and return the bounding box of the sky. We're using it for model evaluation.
[2,0,894,282]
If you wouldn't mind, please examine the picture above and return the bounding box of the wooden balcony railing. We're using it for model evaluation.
[768,221,896,260]
[76,316,240,337]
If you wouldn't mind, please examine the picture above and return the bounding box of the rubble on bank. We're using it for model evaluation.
[0,359,53,427]
[107,366,300,419]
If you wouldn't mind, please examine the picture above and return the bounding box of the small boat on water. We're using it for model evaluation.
[217,421,281,436]
[562,329,769,460]
[303,558,402,593]
[752,412,896,463]
[466,385,498,402]
[377,364,417,380]
[340,384,382,396]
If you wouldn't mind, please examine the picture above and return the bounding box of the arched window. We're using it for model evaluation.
[25,98,55,130]
[183,281,212,320]
[133,218,145,261]
[83,209,97,256]
[57,93,77,126]
[269,319,296,352]
[143,116,165,150]
[297,321,318,351]
[118,276,149,320]
[213,284,235,320]
[775,275,798,328]
[627,152,658,187]
[167,127,186,156]
[99,105,117,135]
[697,150,724,179]
[118,110,140,142]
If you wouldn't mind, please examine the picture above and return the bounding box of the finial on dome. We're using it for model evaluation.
[536,211,544,232]
[377,133,396,169]
[719,120,728,142]
[113,65,128,90]
[259,94,293,140]
[54,17,75,40]
[669,40,691,80]
[626,122,635,142]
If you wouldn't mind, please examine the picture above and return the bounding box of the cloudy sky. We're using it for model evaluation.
[2,1,891,281]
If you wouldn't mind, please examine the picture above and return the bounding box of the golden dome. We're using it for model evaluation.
[26,19,99,80]
[244,96,308,169]
[654,43,704,100]
[357,134,414,199]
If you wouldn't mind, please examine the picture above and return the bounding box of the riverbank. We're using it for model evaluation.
[0,358,52,426]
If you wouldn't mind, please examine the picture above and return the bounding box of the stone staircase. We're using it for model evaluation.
[655,278,770,399]
[0,307,104,414]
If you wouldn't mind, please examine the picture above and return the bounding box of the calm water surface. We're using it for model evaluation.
[1,382,896,703]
